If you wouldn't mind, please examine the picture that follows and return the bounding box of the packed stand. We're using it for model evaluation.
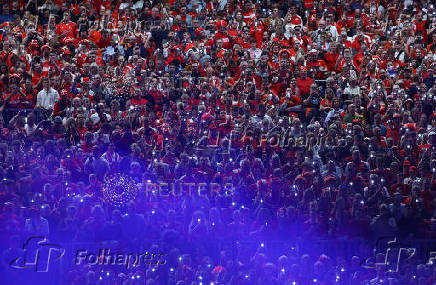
[0,0,436,284]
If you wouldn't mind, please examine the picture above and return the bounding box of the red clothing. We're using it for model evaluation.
[324,52,339,71]
[131,98,148,106]
[2,92,24,108]
[215,32,232,49]
[413,20,428,42]
[296,77,313,97]
[386,127,401,143]
[56,21,77,40]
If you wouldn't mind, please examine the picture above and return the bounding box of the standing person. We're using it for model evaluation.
[56,11,77,43]
[36,77,59,111]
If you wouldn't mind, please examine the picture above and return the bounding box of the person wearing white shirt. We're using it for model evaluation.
[325,15,339,41]
[24,112,37,135]
[344,77,361,97]
[36,77,59,110]
[248,40,262,62]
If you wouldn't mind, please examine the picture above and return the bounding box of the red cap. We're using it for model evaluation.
[216,20,227,29]
[294,175,306,185]
[41,44,51,51]
[212,265,226,274]
[201,112,213,122]
[279,49,291,56]
[403,160,411,167]
[2,128,9,136]
[289,112,299,120]
[9,73,20,79]
[324,175,336,185]
[302,171,314,180]
[405,123,415,131]
[29,39,39,47]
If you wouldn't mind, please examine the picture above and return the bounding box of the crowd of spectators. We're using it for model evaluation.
[0,0,436,284]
